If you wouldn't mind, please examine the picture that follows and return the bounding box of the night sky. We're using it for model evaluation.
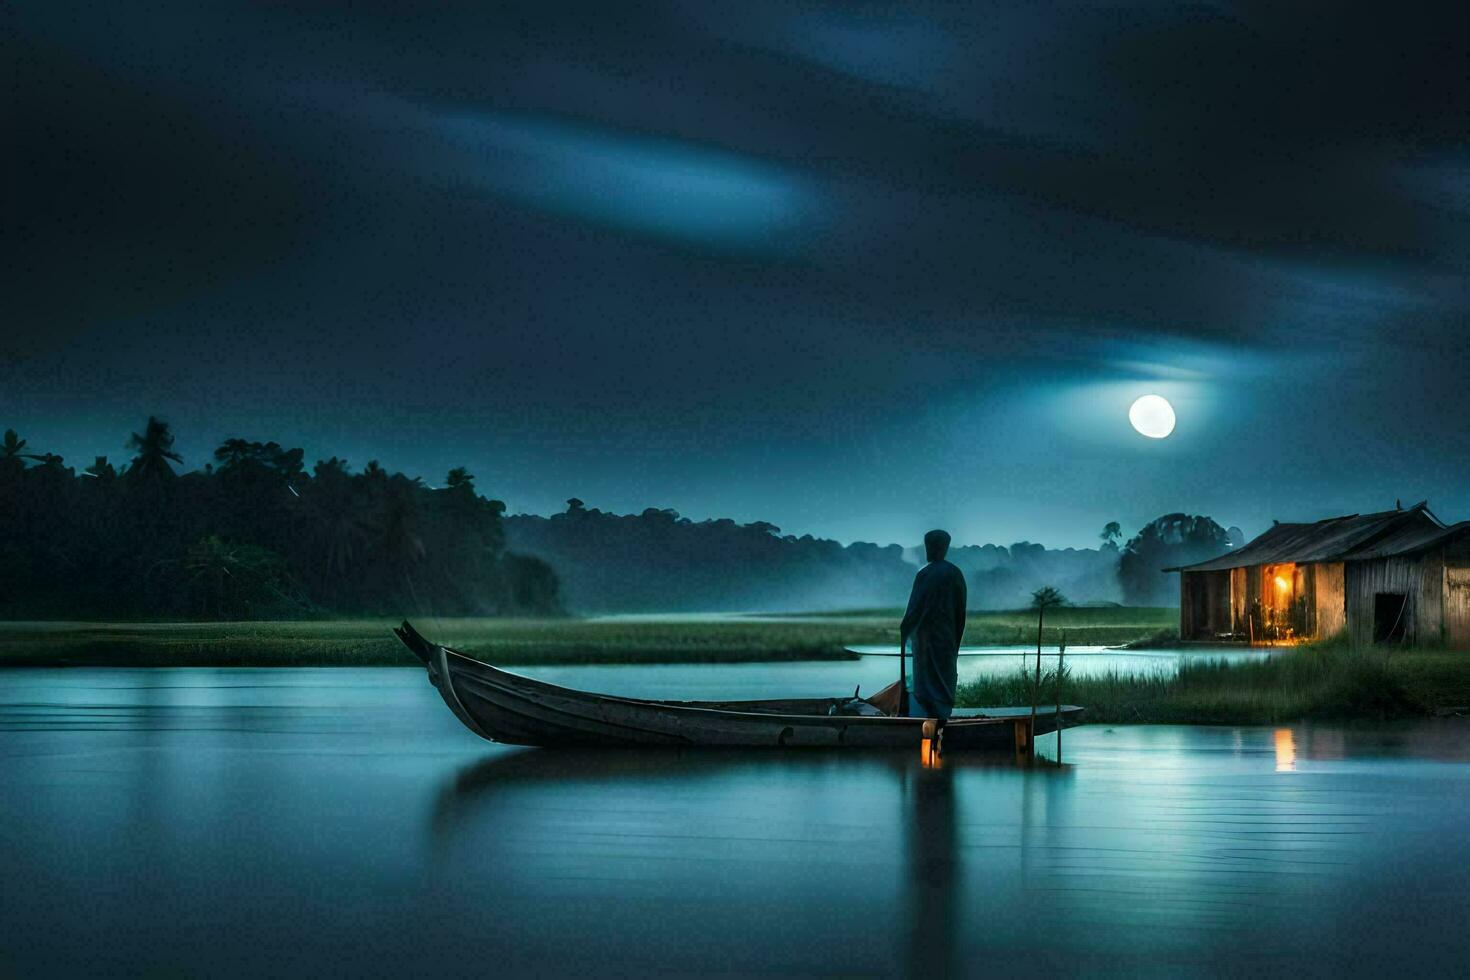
[8,3,1469,547]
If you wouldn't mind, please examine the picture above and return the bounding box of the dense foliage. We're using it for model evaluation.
[2,421,1240,619]
[939,541,1122,609]
[0,421,560,619]
[505,500,917,613]
[1118,513,1239,606]
[505,501,1171,613]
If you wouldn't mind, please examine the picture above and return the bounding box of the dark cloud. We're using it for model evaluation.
[5,1,1468,546]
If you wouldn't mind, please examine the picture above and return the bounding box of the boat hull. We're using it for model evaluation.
[395,621,1083,751]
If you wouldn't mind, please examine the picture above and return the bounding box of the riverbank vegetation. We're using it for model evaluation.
[6,614,1463,726]
[0,607,1173,667]
[956,641,1468,722]
[3,420,1243,619]
[0,618,879,667]
[509,503,1139,612]
[1,422,559,619]
[508,505,1239,612]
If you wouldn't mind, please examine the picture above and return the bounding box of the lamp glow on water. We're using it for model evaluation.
[1129,395,1176,439]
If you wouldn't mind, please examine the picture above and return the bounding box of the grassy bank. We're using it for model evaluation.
[956,642,1468,723]
[0,607,1175,667]
[0,618,875,667]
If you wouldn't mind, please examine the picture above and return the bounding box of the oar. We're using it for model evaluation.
[898,633,909,717]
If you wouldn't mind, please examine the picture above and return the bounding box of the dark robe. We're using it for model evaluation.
[899,559,967,719]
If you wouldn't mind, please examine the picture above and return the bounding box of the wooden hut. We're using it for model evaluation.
[1169,503,1470,648]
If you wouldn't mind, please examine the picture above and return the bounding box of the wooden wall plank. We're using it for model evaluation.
[1314,562,1346,640]
[1446,565,1470,650]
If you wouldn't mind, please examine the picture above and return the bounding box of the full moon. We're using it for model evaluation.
[1129,394,1176,439]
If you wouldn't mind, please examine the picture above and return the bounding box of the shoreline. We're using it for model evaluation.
[2,616,1464,728]
[0,609,1174,668]
[0,620,866,668]
[957,642,1470,724]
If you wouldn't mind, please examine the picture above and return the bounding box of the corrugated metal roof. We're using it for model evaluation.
[1443,522,1470,558]
[1169,504,1450,572]
[1340,517,1467,560]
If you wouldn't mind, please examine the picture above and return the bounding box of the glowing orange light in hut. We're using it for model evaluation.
[1274,576,1290,592]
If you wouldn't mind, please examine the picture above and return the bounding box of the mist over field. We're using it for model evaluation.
[505,501,1238,614]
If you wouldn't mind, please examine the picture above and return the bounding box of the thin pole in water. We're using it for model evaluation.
[1030,606,1043,748]
[1056,628,1065,764]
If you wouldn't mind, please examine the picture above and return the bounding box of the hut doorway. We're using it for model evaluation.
[1373,593,1408,644]
[1258,563,1307,641]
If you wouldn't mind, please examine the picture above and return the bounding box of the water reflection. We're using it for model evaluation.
[904,763,956,977]
[431,747,1074,975]
[845,644,1275,680]
[6,668,1470,975]
[1275,728,1297,772]
[433,749,1046,844]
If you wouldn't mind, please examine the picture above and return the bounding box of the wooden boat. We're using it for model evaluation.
[396,621,1084,751]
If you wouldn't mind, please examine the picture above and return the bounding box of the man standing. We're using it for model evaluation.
[900,530,967,719]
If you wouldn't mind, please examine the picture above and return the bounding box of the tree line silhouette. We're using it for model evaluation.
[1117,513,1242,606]
[504,499,918,613]
[1,419,1239,619]
[935,540,1122,611]
[505,500,1239,613]
[0,420,559,619]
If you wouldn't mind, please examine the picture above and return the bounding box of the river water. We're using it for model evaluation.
[846,644,1273,680]
[3,664,1470,977]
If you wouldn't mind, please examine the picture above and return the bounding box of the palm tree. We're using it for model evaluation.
[0,429,40,479]
[125,416,183,483]
[1100,521,1122,549]
[1029,586,1068,737]
[2,429,37,460]
[306,458,368,602]
[366,478,425,606]
[173,535,302,619]
[377,485,424,562]
[176,535,239,619]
